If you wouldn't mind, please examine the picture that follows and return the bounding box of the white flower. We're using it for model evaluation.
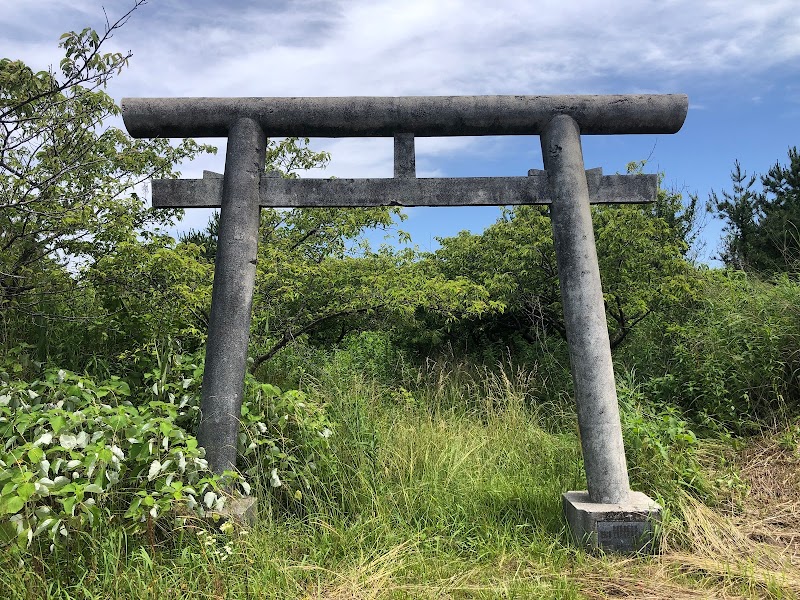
[270,468,282,488]
[319,428,333,439]
[177,452,187,473]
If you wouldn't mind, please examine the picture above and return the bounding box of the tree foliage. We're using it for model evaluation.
[427,164,697,354]
[0,3,214,324]
[709,147,800,274]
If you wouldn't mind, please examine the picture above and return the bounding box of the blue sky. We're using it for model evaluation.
[4,0,800,262]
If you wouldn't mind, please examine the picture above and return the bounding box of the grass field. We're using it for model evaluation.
[2,363,799,599]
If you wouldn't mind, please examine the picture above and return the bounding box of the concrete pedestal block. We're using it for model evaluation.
[563,491,661,553]
[212,496,258,527]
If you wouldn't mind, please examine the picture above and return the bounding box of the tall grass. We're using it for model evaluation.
[3,356,799,598]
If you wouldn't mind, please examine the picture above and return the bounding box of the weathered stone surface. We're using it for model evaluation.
[394,133,416,178]
[542,114,630,504]
[563,491,661,553]
[216,496,257,527]
[125,94,688,557]
[196,118,266,475]
[151,170,657,208]
[122,94,688,138]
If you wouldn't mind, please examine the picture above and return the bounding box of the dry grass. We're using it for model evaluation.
[577,430,800,600]
[736,435,800,559]
[295,542,575,599]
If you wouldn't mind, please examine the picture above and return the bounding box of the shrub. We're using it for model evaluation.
[0,366,231,551]
[617,372,711,500]
[0,347,338,551]
[622,270,800,433]
[127,346,338,509]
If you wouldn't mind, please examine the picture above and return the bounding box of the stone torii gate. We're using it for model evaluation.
[122,94,688,552]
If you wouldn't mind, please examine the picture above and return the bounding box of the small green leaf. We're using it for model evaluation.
[17,482,35,501]
[2,495,25,515]
[27,447,44,464]
[50,416,66,434]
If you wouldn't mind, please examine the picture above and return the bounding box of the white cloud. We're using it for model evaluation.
[58,0,792,103]
[4,0,798,238]
[8,0,799,103]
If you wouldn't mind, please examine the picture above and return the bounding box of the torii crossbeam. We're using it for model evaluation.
[123,94,688,552]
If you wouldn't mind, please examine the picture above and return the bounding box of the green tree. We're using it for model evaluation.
[755,147,800,272]
[707,160,761,270]
[0,4,214,345]
[428,165,697,354]
[180,137,494,371]
[709,148,800,274]
[184,204,493,371]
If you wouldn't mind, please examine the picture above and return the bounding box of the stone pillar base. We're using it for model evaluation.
[212,495,258,527]
[563,491,661,553]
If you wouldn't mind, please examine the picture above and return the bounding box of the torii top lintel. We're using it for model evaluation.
[121,94,688,138]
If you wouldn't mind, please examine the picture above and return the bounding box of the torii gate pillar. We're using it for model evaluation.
[123,94,687,552]
[542,115,660,552]
[196,118,266,474]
